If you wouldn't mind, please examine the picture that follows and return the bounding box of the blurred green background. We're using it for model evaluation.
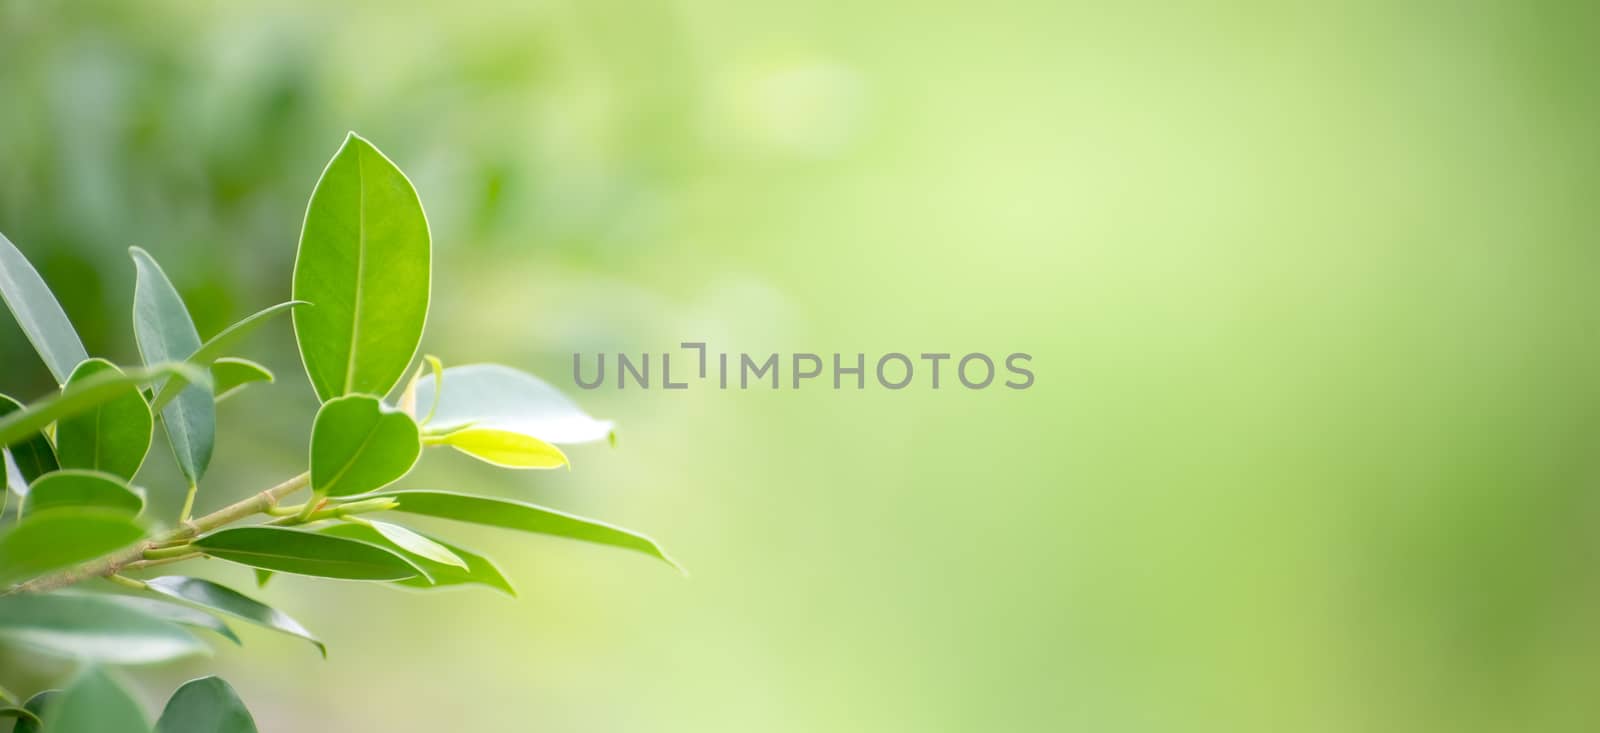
[6,0,1600,730]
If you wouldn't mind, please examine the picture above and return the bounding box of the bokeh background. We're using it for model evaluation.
[5,0,1600,730]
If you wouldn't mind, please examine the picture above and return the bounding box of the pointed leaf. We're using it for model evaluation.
[0,593,206,665]
[0,707,39,725]
[149,301,306,412]
[192,526,426,581]
[0,509,145,587]
[143,576,324,656]
[13,691,57,733]
[85,592,240,646]
[22,471,144,517]
[415,364,613,444]
[367,490,680,570]
[311,395,420,497]
[154,677,257,733]
[429,427,568,469]
[366,520,465,568]
[41,667,149,733]
[293,133,431,403]
[0,394,57,487]
[131,247,215,484]
[3,448,25,499]
[0,231,88,385]
[54,360,153,481]
[0,363,208,452]
[318,523,514,595]
[211,358,274,402]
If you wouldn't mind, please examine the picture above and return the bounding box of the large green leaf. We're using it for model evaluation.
[293,133,431,403]
[192,526,426,581]
[211,358,274,402]
[21,471,144,517]
[318,523,515,595]
[154,677,257,733]
[414,364,613,444]
[143,576,324,656]
[12,691,57,733]
[0,394,57,488]
[0,509,145,587]
[149,301,306,412]
[428,427,568,470]
[0,593,206,665]
[367,490,680,570]
[0,363,208,452]
[0,231,88,385]
[54,360,153,481]
[87,592,240,646]
[311,395,420,497]
[40,667,149,733]
[130,247,215,485]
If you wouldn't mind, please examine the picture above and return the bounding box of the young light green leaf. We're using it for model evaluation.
[0,394,58,487]
[0,593,206,665]
[0,231,89,385]
[131,247,215,484]
[55,359,153,480]
[12,690,57,733]
[365,520,465,568]
[21,470,145,517]
[293,133,431,403]
[149,301,306,412]
[41,667,150,733]
[192,526,427,581]
[0,363,208,452]
[414,364,613,444]
[318,523,515,595]
[428,427,568,470]
[154,677,258,733]
[311,395,420,497]
[211,357,274,402]
[0,509,146,587]
[367,490,680,571]
[143,576,325,657]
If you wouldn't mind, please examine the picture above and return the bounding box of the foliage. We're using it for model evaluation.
[0,133,673,728]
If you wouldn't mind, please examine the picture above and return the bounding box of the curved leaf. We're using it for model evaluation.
[0,231,88,385]
[0,363,208,452]
[131,247,215,485]
[415,364,613,444]
[0,394,57,488]
[42,667,149,733]
[0,509,146,587]
[0,706,39,725]
[12,690,57,733]
[366,520,465,568]
[318,523,514,595]
[429,427,568,469]
[143,576,324,656]
[211,358,274,402]
[155,677,257,733]
[21,471,144,517]
[311,395,420,497]
[55,359,153,480]
[192,526,426,581]
[0,593,206,665]
[367,490,680,571]
[87,592,240,646]
[293,133,431,403]
[149,301,306,412]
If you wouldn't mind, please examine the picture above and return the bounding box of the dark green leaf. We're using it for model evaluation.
[40,667,149,732]
[0,363,208,453]
[310,395,420,497]
[414,364,613,444]
[0,231,88,385]
[12,690,57,733]
[0,706,39,725]
[154,677,257,733]
[0,394,57,488]
[192,526,426,581]
[0,593,206,665]
[144,576,324,656]
[55,359,153,480]
[293,133,431,402]
[0,509,146,587]
[86,592,240,646]
[319,522,515,595]
[21,471,144,517]
[130,247,215,485]
[368,490,680,571]
[149,301,306,412]
[211,358,274,402]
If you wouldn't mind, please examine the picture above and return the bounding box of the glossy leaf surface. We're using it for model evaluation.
[21,471,144,517]
[149,301,305,412]
[211,358,274,401]
[154,677,257,733]
[414,364,613,444]
[41,667,150,733]
[431,427,568,469]
[193,526,425,581]
[0,509,145,587]
[144,576,324,656]
[131,248,215,484]
[0,593,205,665]
[0,394,57,488]
[319,523,514,595]
[0,231,88,385]
[310,395,420,497]
[0,363,207,452]
[54,359,153,480]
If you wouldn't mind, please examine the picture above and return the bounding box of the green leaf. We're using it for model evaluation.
[192,526,427,581]
[0,593,206,665]
[368,490,680,571]
[251,569,272,588]
[293,133,431,403]
[311,395,420,497]
[149,301,306,413]
[0,509,146,587]
[131,247,215,485]
[365,520,465,568]
[414,364,613,444]
[12,690,57,733]
[21,471,144,517]
[428,427,569,470]
[318,523,515,595]
[0,363,209,453]
[143,576,324,657]
[54,360,153,481]
[0,707,40,725]
[0,231,88,385]
[154,677,257,733]
[40,667,149,733]
[0,394,58,488]
[86,592,240,646]
[211,358,274,402]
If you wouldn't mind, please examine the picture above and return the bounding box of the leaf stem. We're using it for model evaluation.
[177,480,198,524]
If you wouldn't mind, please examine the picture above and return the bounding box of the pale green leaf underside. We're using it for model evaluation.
[415,364,613,444]
[143,575,325,657]
[0,593,206,666]
[149,301,306,412]
[130,247,215,484]
[0,230,89,385]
